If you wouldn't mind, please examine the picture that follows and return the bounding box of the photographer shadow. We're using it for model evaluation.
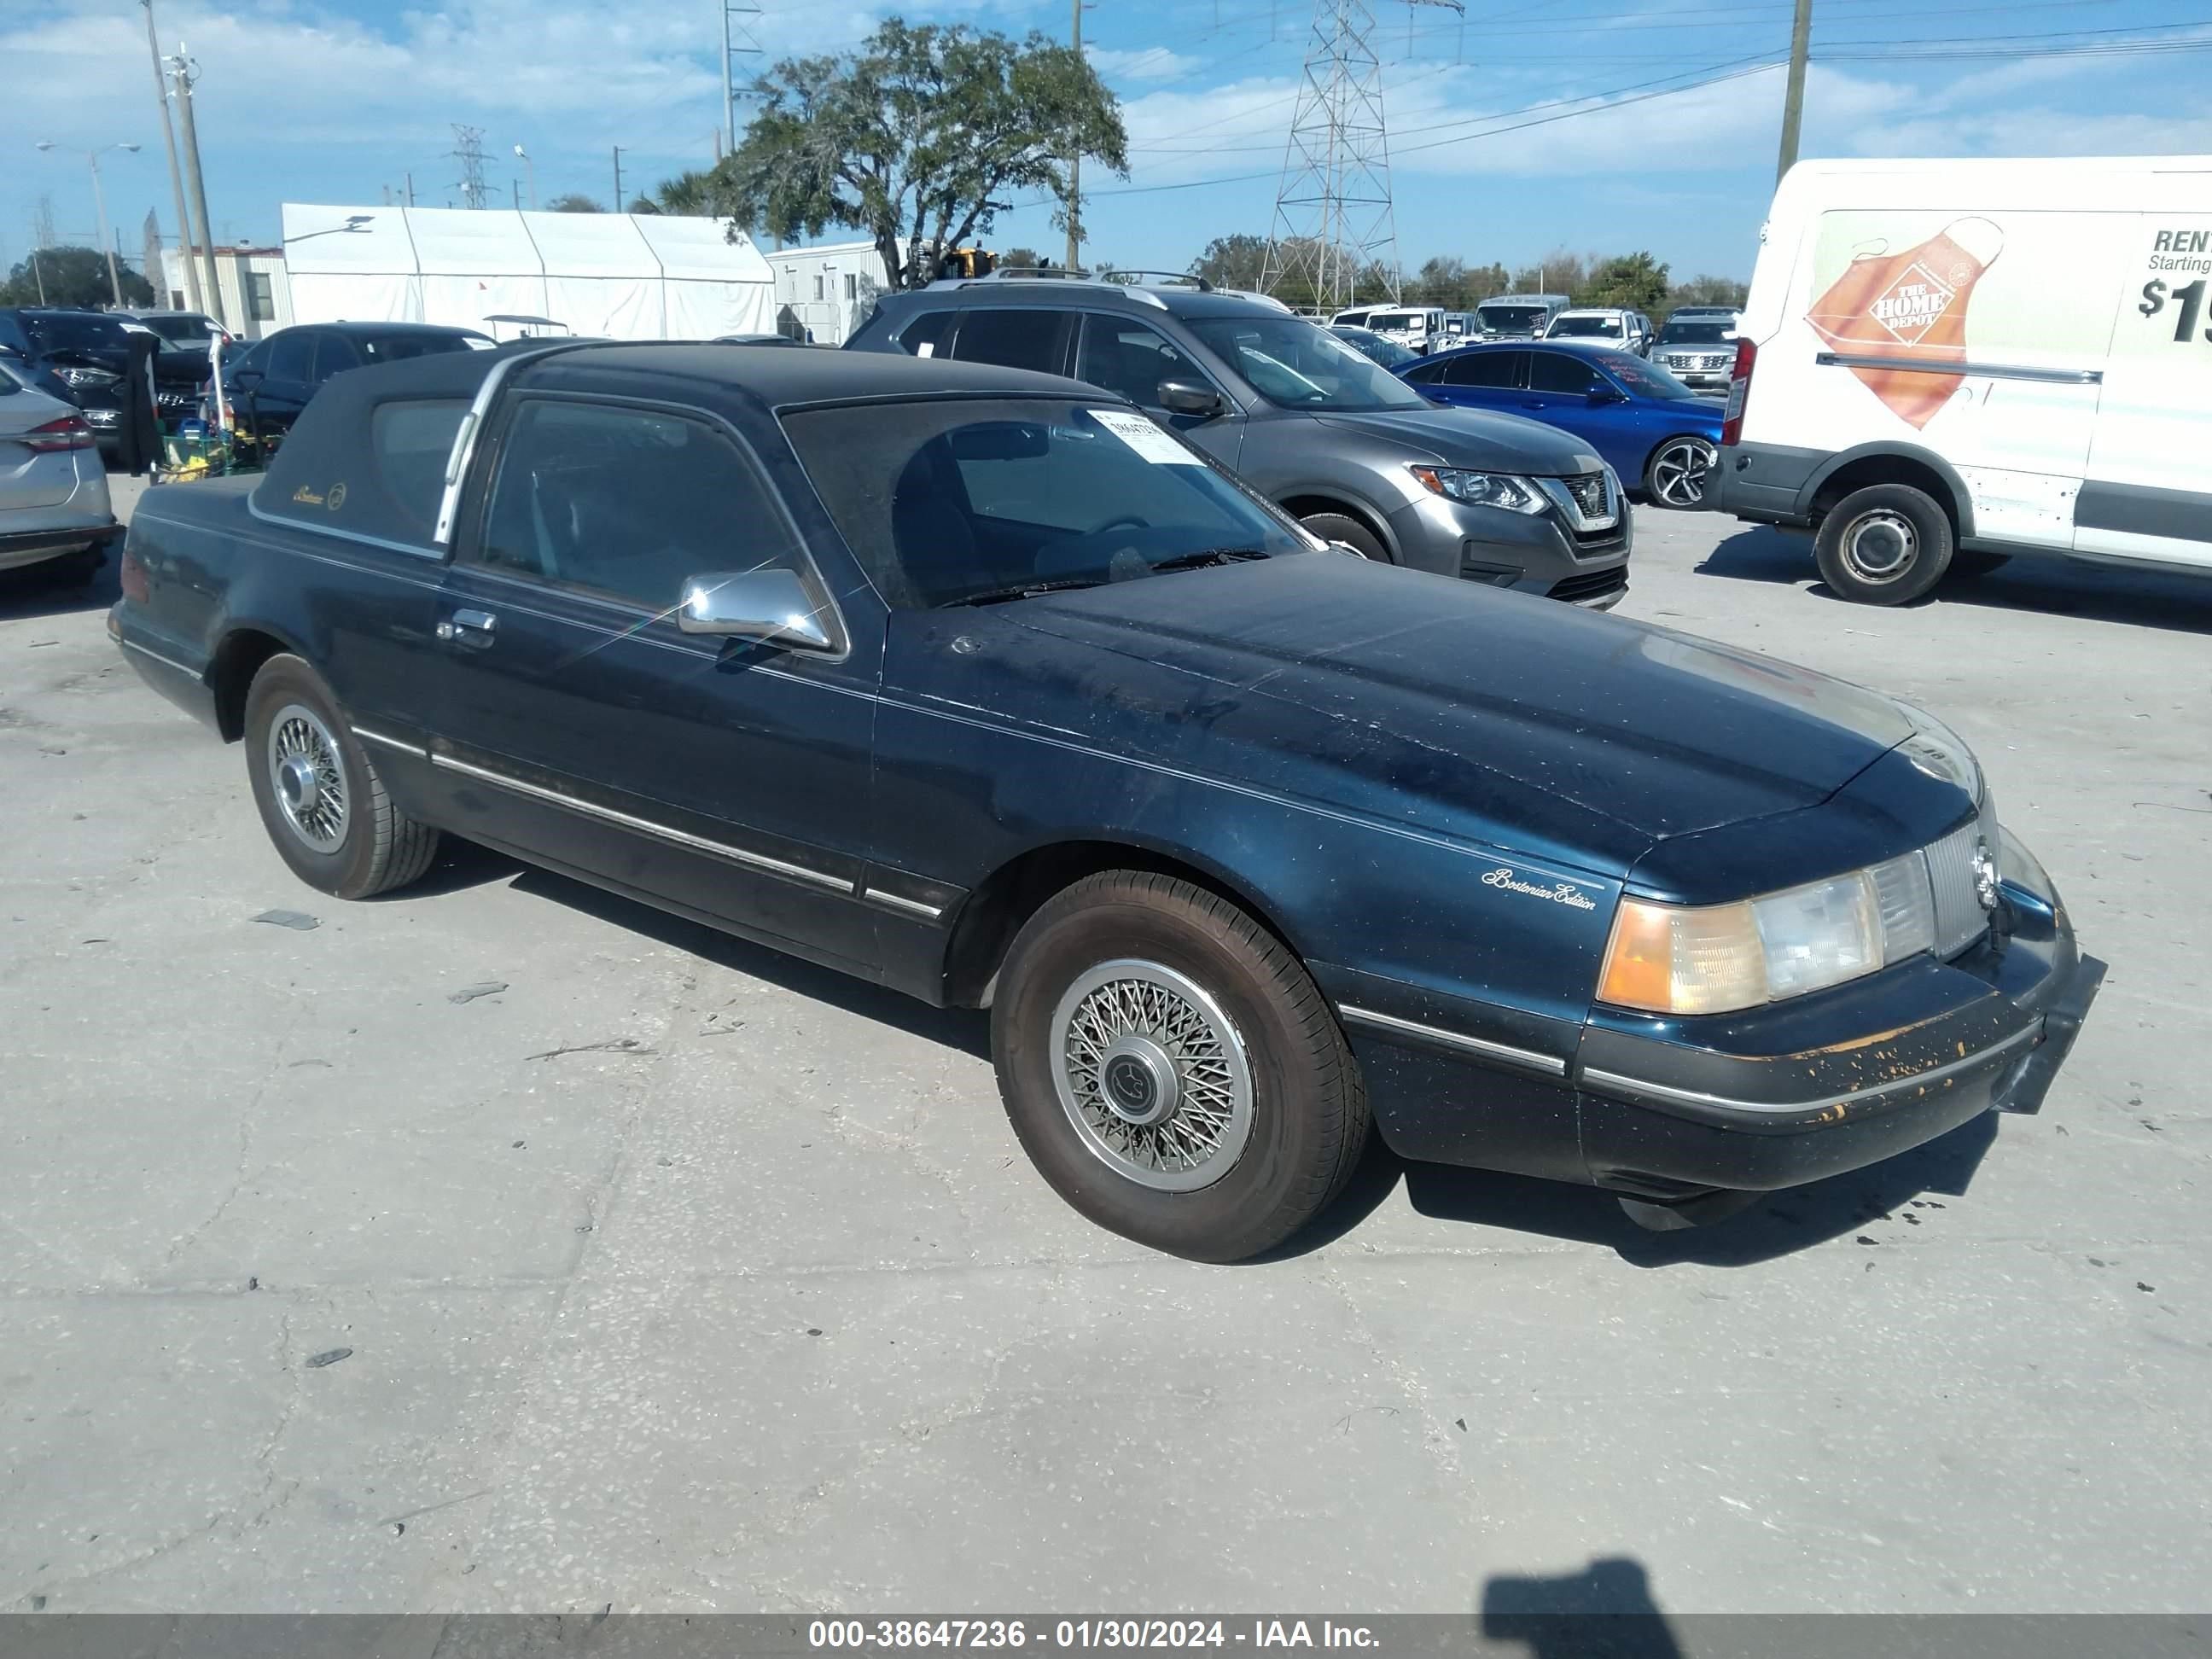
[1481,1557,1684,1659]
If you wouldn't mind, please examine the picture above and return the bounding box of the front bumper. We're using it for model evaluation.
[1385,486,1632,608]
[1574,828,2087,1198]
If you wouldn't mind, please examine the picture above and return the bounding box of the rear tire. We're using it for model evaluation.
[1298,511,1388,562]
[1643,436,1716,509]
[990,870,1371,1262]
[1814,482,1953,605]
[243,654,439,899]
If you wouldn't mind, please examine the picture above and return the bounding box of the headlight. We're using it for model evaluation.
[1409,466,1548,515]
[1598,850,1948,1015]
[57,365,120,388]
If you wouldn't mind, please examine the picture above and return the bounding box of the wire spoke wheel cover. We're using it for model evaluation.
[1652,439,1714,507]
[265,701,349,851]
[1051,958,1255,1192]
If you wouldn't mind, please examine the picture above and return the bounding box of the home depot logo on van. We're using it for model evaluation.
[1867,263,1957,346]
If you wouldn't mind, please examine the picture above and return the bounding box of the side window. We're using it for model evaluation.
[950,309,1073,375]
[1074,316,1203,408]
[894,310,953,358]
[1401,358,1448,386]
[475,399,805,612]
[310,333,361,383]
[1446,351,1522,388]
[367,399,469,541]
[1527,352,1598,394]
[225,340,266,377]
[266,331,314,382]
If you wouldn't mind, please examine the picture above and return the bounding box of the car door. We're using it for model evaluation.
[247,329,317,433]
[422,392,883,972]
[1425,348,1526,414]
[1520,350,1639,471]
[1074,312,1243,470]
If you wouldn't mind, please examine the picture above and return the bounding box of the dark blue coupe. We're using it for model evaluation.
[1402,341,1725,509]
[110,342,2087,1260]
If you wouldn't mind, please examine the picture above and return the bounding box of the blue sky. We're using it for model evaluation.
[4,0,2206,289]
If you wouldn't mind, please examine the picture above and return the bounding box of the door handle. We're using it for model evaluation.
[437,608,498,645]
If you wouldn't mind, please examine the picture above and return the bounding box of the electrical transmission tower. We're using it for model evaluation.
[1260,0,1461,312]
[451,125,490,210]
[719,3,764,160]
[33,195,57,249]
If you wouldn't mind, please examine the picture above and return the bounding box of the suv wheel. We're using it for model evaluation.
[1298,512,1387,562]
[1814,483,1954,605]
[990,871,1371,1261]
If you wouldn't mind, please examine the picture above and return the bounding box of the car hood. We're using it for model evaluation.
[1316,407,1602,476]
[983,556,1916,876]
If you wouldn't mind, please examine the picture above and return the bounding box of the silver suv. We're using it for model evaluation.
[849,276,1632,608]
[1650,310,1741,389]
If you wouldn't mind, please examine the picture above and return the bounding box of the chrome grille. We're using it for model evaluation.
[1564,471,1609,520]
[1924,814,1995,956]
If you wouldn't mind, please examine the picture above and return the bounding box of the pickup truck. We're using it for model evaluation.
[110,340,2090,1260]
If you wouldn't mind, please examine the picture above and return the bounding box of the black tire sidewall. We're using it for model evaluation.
[1298,512,1388,562]
[243,655,380,899]
[992,885,1343,1261]
[1816,484,1953,605]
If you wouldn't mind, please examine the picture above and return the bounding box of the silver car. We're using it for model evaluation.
[0,359,120,583]
[1650,311,1740,389]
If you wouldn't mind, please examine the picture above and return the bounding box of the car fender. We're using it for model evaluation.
[1798,440,1978,539]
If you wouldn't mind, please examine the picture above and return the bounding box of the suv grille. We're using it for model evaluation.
[1563,471,1610,521]
[1549,566,1627,606]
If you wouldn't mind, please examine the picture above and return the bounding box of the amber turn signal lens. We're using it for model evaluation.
[1597,897,1678,1011]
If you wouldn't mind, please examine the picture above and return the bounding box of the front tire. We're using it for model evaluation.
[1643,436,1716,509]
[990,871,1371,1262]
[1297,511,1388,562]
[1814,483,1953,605]
[243,654,439,899]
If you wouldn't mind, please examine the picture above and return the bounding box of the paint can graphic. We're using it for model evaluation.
[1807,218,2004,429]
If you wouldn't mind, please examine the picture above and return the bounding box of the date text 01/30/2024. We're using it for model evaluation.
[806,1621,1380,1650]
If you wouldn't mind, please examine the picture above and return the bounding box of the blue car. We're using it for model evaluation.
[1401,341,1724,509]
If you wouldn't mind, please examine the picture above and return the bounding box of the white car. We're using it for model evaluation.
[1545,307,1654,356]
[0,361,121,584]
[1716,154,2212,602]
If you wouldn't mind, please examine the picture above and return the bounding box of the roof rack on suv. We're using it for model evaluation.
[961,267,1215,293]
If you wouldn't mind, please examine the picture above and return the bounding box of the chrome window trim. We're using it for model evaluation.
[861,887,946,922]
[430,751,853,894]
[1579,1022,2040,1119]
[1336,1004,1569,1076]
[1813,352,2103,387]
[433,341,603,547]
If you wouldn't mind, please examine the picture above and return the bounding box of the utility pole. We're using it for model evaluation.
[719,3,762,161]
[613,147,626,212]
[405,172,416,207]
[35,142,137,308]
[514,144,536,210]
[30,248,48,306]
[1065,0,1083,271]
[141,0,203,315]
[169,49,225,326]
[1776,0,1813,183]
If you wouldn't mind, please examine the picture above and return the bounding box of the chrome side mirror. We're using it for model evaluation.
[677,568,840,653]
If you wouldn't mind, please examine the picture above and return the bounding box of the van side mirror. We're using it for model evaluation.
[1157,379,1225,418]
[677,568,840,654]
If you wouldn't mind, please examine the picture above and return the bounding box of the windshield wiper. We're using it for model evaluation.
[1150,547,1270,573]
[943,576,1111,608]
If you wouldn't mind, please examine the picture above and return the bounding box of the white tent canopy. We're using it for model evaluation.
[280,204,774,340]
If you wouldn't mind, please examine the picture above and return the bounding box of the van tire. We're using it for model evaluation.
[1298,512,1388,562]
[1814,483,1953,605]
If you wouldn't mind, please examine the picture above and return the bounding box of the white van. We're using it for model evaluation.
[1715,155,2212,603]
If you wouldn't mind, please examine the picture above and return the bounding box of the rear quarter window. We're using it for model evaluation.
[259,394,469,546]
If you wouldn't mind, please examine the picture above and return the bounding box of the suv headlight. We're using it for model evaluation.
[57,364,120,388]
[1409,465,1547,515]
[1598,848,1951,1015]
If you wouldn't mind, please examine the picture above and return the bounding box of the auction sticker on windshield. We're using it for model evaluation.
[1089,408,1201,464]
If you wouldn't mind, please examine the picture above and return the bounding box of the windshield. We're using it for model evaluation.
[783,397,1313,610]
[1186,315,1429,411]
[1657,320,1736,346]
[24,313,129,355]
[1476,304,1549,335]
[1367,311,1429,334]
[1549,314,1623,338]
[1596,352,1700,400]
[1332,328,1416,368]
[140,314,213,344]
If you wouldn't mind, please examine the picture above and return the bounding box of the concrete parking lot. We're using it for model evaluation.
[3,481,2208,1616]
